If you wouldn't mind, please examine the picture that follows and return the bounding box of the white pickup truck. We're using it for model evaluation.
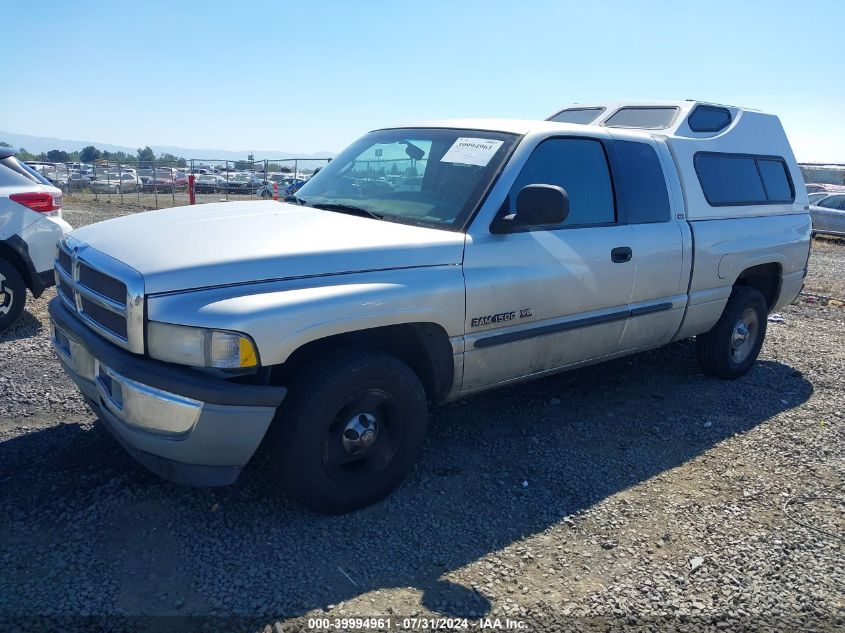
[50,101,811,513]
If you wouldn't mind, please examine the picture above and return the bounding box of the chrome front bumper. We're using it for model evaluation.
[53,323,203,436]
[49,300,286,487]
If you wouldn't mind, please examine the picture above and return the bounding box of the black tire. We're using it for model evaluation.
[270,349,428,514]
[0,258,27,333]
[696,286,768,379]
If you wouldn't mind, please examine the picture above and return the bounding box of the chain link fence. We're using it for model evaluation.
[52,157,331,210]
[43,159,844,211]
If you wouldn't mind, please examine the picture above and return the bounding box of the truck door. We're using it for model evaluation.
[461,137,636,393]
[609,138,688,352]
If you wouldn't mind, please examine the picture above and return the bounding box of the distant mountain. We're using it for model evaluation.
[0,130,334,161]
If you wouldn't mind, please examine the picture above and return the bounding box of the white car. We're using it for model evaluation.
[89,172,141,194]
[0,148,72,332]
[194,174,226,193]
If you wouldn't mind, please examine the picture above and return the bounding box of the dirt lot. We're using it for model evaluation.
[1,205,843,632]
[804,236,845,299]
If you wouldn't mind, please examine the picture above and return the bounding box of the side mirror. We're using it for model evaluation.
[493,184,570,232]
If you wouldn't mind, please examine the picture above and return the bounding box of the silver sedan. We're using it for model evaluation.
[89,173,140,193]
[810,193,845,237]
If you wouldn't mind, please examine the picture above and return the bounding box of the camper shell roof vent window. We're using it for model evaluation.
[603,106,680,129]
[688,105,732,133]
[546,107,606,125]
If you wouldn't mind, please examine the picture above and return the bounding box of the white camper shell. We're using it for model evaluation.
[547,101,808,221]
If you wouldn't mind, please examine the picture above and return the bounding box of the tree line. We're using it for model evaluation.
[0,142,297,172]
[0,141,187,167]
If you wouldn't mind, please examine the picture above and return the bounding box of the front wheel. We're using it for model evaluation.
[696,286,768,379]
[270,350,429,514]
[0,258,27,333]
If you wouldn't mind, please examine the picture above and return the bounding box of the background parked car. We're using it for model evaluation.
[141,168,178,191]
[66,170,93,191]
[806,183,829,194]
[284,178,308,197]
[90,172,141,194]
[810,193,845,238]
[25,162,69,187]
[806,182,845,194]
[808,191,830,204]
[194,174,226,192]
[222,172,261,193]
[256,177,302,198]
[143,175,174,191]
[0,148,71,332]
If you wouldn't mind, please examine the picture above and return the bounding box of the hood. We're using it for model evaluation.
[69,200,466,294]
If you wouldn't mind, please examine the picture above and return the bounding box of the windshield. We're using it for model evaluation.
[294,128,518,231]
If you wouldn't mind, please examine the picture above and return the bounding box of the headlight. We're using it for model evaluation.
[147,322,258,369]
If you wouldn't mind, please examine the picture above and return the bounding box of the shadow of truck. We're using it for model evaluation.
[0,338,812,631]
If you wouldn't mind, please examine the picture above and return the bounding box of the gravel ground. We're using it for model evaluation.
[61,192,263,226]
[805,236,845,299]
[1,204,842,632]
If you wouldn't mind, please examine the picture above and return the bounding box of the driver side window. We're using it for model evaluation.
[509,138,616,227]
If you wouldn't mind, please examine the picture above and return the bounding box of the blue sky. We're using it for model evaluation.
[2,0,843,161]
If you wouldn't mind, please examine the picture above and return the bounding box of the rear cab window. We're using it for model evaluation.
[610,140,671,223]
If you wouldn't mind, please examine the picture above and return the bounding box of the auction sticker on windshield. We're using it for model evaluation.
[440,137,504,167]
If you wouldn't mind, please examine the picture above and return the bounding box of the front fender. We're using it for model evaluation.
[146,266,466,366]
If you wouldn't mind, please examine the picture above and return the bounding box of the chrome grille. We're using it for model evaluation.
[54,237,145,353]
[58,249,72,275]
[79,297,128,338]
[57,276,74,304]
[78,262,127,304]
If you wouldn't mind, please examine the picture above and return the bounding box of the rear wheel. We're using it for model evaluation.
[696,286,768,379]
[0,258,27,333]
[270,349,428,514]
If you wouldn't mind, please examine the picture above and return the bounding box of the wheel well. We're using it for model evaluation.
[734,263,781,311]
[0,241,35,292]
[269,323,455,403]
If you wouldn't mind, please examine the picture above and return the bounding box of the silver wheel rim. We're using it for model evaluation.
[730,308,759,363]
[0,273,12,317]
[342,412,379,456]
[323,389,402,484]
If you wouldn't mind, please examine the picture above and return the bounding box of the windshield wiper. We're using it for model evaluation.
[284,194,306,205]
[310,203,384,221]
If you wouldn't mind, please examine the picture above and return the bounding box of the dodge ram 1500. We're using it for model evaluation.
[50,101,811,513]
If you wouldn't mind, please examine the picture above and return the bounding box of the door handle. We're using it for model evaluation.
[611,246,632,263]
